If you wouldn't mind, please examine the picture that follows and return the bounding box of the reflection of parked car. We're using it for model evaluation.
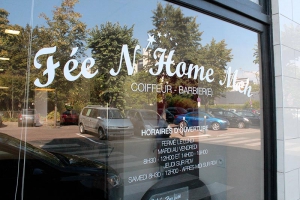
[245,108,260,115]
[0,132,123,200]
[78,105,134,140]
[126,109,171,138]
[157,108,175,123]
[60,110,79,125]
[210,109,251,128]
[18,109,39,127]
[236,110,260,126]
[173,111,229,131]
[166,107,187,116]
[186,108,200,113]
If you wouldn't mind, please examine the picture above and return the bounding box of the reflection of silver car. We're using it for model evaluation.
[18,109,39,127]
[78,106,134,140]
[126,109,171,138]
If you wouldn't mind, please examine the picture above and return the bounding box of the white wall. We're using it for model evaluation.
[272,0,300,199]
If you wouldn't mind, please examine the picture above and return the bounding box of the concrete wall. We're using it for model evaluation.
[272,0,300,199]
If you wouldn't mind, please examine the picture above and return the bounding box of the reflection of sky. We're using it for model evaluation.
[2,0,259,81]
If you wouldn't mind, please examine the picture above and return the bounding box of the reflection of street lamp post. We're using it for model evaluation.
[160,73,167,120]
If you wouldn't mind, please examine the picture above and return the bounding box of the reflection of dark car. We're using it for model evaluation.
[186,108,200,113]
[210,109,251,128]
[245,108,260,115]
[236,110,260,126]
[173,111,229,131]
[126,109,170,138]
[0,132,123,200]
[60,110,79,125]
[166,107,188,116]
[157,108,175,123]
[18,109,39,127]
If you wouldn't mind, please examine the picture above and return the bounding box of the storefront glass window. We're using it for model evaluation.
[1,0,263,199]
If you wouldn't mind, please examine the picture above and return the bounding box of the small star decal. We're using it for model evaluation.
[145,34,156,51]
[144,31,178,52]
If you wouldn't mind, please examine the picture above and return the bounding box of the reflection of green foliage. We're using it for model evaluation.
[253,44,260,65]
[149,3,232,111]
[166,95,197,109]
[249,83,260,92]
[65,105,73,111]
[88,22,139,110]
[36,0,88,112]
[208,104,244,110]
[197,39,232,110]
[47,110,60,120]
[244,100,260,109]
[0,9,34,112]
[125,71,157,108]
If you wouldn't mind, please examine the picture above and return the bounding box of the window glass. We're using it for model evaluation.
[1,1,263,199]
[85,108,92,117]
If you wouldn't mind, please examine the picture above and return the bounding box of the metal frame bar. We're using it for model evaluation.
[167,0,277,199]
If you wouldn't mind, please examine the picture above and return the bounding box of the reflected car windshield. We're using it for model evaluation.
[177,107,187,114]
[108,110,125,119]
[141,111,160,119]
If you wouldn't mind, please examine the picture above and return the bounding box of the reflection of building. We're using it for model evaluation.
[215,91,259,105]
[134,48,151,74]
[235,78,254,89]
[216,76,259,105]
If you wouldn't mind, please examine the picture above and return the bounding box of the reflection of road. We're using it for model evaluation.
[172,127,261,150]
[0,122,262,199]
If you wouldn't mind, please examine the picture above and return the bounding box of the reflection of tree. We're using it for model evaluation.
[125,71,157,108]
[148,3,232,111]
[0,9,33,115]
[197,39,232,110]
[88,22,139,110]
[33,0,88,112]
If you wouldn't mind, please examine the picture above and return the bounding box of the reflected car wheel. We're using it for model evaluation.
[79,123,85,134]
[211,122,220,131]
[99,128,107,140]
[238,122,245,128]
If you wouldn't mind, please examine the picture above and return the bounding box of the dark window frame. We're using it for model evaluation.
[167,1,276,199]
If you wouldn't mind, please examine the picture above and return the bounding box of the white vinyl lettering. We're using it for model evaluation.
[34,46,60,87]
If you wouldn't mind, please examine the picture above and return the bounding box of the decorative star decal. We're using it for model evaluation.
[145,34,156,51]
[144,31,178,52]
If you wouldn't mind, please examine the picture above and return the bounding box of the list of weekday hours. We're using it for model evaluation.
[128,138,218,184]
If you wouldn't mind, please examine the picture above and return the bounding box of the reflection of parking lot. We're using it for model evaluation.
[0,122,262,199]
[0,122,261,149]
[171,126,261,150]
